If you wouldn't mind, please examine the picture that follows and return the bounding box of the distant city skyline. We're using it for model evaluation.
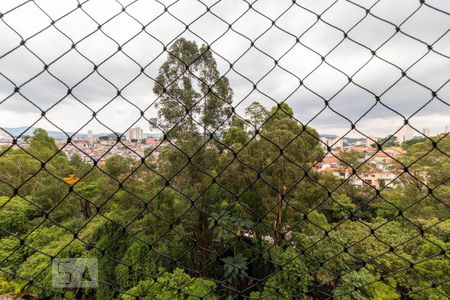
[1,124,448,142]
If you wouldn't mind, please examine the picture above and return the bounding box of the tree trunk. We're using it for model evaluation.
[274,183,286,243]
[196,208,208,276]
[192,165,208,276]
[80,198,91,219]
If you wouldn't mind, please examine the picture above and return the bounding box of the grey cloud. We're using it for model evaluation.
[0,0,449,136]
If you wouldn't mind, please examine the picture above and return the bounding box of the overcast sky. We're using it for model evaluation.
[0,0,449,139]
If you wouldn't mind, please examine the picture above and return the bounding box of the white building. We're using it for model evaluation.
[320,137,344,151]
[352,170,399,189]
[87,130,95,144]
[396,125,413,143]
[422,128,430,137]
[125,127,144,142]
[332,137,344,149]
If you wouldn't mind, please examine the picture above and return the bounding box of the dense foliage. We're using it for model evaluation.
[0,39,448,299]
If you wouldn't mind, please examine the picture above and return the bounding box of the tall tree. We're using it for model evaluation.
[245,101,268,132]
[153,38,233,139]
[247,103,323,241]
[153,38,234,274]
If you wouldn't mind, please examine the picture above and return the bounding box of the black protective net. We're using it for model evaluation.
[0,0,449,299]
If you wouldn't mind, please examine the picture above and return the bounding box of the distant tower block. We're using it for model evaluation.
[87,130,94,143]
[396,125,413,143]
[125,127,144,142]
[332,138,344,149]
[422,128,430,136]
